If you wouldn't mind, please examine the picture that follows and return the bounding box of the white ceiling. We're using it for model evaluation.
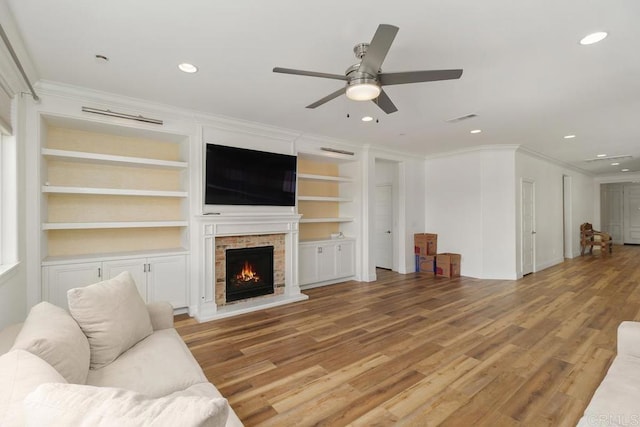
[5,0,640,175]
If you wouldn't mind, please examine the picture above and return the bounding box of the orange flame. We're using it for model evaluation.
[236,261,260,282]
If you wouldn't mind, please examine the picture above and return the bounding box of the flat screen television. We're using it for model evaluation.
[205,144,297,206]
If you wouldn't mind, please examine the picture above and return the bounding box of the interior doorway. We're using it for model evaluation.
[624,184,640,244]
[375,184,393,269]
[563,175,572,258]
[521,179,535,275]
[373,159,398,271]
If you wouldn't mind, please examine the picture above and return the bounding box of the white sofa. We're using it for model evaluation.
[0,272,242,426]
[577,321,640,426]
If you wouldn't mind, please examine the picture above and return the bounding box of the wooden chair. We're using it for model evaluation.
[580,222,613,255]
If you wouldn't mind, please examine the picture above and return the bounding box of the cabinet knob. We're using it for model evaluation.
[318,247,323,254]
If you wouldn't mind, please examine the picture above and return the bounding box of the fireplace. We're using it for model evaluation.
[225,246,274,302]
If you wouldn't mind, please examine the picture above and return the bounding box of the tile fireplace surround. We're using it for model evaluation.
[195,213,308,321]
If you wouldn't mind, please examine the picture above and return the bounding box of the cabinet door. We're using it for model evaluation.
[102,258,147,301]
[147,255,187,308]
[336,240,355,278]
[317,243,337,282]
[43,262,102,309]
[299,244,318,285]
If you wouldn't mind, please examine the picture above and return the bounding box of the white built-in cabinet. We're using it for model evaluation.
[299,238,355,288]
[43,254,187,309]
[39,115,190,310]
[296,151,358,288]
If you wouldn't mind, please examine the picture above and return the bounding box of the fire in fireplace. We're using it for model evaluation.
[225,246,274,302]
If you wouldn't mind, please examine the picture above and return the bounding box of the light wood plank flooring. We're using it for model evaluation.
[176,244,640,426]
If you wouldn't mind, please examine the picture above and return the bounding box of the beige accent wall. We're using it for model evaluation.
[297,158,341,241]
[47,195,182,222]
[44,125,186,257]
[46,160,181,191]
[47,228,183,257]
[47,127,181,160]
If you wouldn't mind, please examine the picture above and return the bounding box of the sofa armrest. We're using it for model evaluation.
[0,323,23,355]
[617,321,640,357]
[146,302,174,331]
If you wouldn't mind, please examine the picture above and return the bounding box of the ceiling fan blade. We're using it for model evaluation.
[373,89,398,114]
[358,24,399,76]
[273,67,347,81]
[379,69,463,86]
[306,87,346,109]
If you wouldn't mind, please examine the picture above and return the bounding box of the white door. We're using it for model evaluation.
[521,180,535,275]
[43,262,102,309]
[624,184,640,244]
[375,184,393,269]
[602,184,624,244]
[102,258,147,301]
[147,255,188,308]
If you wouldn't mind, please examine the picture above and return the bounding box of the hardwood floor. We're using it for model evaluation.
[176,245,640,426]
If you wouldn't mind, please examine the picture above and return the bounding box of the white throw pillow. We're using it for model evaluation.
[67,271,154,369]
[0,350,67,427]
[11,301,90,384]
[24,383,229,427]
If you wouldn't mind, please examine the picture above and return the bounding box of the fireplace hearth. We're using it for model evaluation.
[225,246,274,302]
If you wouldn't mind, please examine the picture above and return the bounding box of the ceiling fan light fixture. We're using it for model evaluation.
[346,79,381,101]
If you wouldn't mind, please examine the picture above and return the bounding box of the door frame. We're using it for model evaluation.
[521,178,536,275]
[374,183,394,269]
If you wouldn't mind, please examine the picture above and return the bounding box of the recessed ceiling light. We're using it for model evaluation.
[563,134,576,139]
[622,169,630,172]
[596,154,607,158]
[178,63,198,73]
[611,162,620,166]
[580,31,608,45]
[361,116,373,122]
[470,129,482,134]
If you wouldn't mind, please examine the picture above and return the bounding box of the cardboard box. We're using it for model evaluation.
[414,233,438,256]
[415,255,436,273]
[436,253,461,278]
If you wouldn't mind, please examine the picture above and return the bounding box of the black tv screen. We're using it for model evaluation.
[205,144,297,206]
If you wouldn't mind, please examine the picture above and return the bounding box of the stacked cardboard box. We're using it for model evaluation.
[414,233,437,273]
[436,253,461,278]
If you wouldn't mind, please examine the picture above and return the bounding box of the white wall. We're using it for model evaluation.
[515,149,595,273]
[425,147,517,279]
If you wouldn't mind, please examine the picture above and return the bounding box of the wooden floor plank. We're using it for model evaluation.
[176,244,640,426]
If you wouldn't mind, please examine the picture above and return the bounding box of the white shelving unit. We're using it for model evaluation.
[39,117,191,310]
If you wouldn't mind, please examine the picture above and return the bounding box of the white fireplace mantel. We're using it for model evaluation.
[193,212,308,322]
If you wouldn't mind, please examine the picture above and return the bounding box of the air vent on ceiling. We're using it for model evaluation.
[584,155,632,163]
[446,113,478,123]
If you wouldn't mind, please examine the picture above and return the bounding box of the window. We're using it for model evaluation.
[0,113,18,277]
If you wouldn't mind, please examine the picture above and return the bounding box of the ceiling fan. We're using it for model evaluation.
[273,24,463,114]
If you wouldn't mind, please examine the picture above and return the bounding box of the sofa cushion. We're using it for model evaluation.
[579,354,640,425]
[68,271,153,369]
[0,349,67,427]
[24,383,229,427]
[169,383,244,427]
[11,301,90,384]
[86,328,208,398]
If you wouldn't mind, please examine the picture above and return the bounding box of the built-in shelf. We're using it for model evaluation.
[42,186,188,198]
[297,196,352,202]
[299,217,354,223]
[297,173,353,183]
[42,247,189,266]
[42,221,188,230]
[42,148,188,169]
